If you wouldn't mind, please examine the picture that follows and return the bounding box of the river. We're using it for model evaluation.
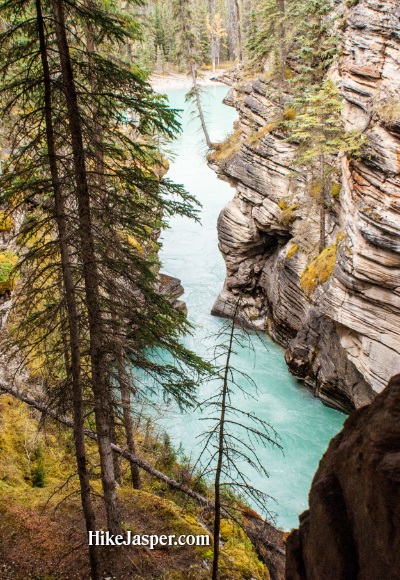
[158,84,344,531]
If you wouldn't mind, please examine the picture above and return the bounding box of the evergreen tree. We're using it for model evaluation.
[289,79,357,252]
[292,0,340,91]
[196,308,281,580]
[0,0,210,572]
[173,0,215,148]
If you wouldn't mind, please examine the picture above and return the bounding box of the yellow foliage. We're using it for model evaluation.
[0,250,18,295]
[286,243,300,259]
[264,122,278,133]
[310,180,323,198]
[0,210,13,232]
[279,204,298,226]
[0,396,72,490]
[284,66,295,80]
[283,107,296,121]
[247,123,277,144]
[300,244,338,297]
[220,519,269,580]
[331,183,341,198]
[0,393,269,579]
[127,234,143,253]
[208,130,242,162]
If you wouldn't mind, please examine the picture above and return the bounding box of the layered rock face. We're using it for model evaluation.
[210,0,400,412]
[285,373,400,580]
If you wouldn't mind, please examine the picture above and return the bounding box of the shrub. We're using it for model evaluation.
[278,200,288,210]
[0,250,18,296]
[0,210,13,232]
[279,204,298,226]
[31,465,46,488]
[220,519,267,580]
[331,183,341,198]
[283,107,296,121]
[208,130,242,162]
[310,179,323,198]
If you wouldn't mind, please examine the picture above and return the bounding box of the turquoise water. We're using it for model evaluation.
[159,85,345,531]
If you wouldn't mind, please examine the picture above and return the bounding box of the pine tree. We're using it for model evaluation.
[0,0,210,571]
[289,79,356,252]
[196,306,281,580]
[292,0,340,91]
[173,0,215,148]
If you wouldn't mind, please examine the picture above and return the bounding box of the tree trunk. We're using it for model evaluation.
[234,0,243,61]
[277,0,286,85]
[51,0,121,536]
[319,152,326,253]
[208,0,217,71]
[212,315,236,580]
[120,378,142,489]
[190,64,214,149]
[35,0,99,576]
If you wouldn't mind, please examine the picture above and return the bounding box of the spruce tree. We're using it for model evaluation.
[0,0,209,570]
[173,0,214,148]
[289,79,352,252]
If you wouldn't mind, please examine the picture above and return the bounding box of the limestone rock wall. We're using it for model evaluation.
[210,0,400,411]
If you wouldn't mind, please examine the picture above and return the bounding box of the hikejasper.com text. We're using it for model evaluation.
[88,531,210,549]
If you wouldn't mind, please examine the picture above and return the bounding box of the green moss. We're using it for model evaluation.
[279,204,298,226]
[122,489,211,557]
[219,519,269,580]
[0,210,13,232]
[0,250,18,295]
[300,244,338,298]
[286,243,300,259]
[331,183,341,198]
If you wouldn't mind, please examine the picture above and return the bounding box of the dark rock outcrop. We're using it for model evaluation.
[158,273,187,314]
[286,373,400,580]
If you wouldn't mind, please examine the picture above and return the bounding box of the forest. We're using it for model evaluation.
[0,0,399,579]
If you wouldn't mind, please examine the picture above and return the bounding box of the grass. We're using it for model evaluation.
[0,394,274,579]
[300,243,338,297]
[0,250,18,296]
[286,243,300,259]
[208,129,242,163]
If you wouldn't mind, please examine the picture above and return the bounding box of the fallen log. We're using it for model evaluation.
[0,379,285,579]
[0,380,212,507]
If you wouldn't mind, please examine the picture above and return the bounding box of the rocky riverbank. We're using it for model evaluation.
[209,0,400,412]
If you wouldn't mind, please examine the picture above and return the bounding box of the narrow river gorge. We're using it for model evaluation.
[158,84,345,531]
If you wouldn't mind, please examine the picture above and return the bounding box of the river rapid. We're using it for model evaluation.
[158,84,344,531]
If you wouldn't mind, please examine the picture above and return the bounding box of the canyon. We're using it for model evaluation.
[210,0,400,413]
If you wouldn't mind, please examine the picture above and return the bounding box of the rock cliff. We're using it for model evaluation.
[285,373,400,580]
[210,0,400,412]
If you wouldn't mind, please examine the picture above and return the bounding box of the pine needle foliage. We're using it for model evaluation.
[0,0,211,570]
[195,307,281,580]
